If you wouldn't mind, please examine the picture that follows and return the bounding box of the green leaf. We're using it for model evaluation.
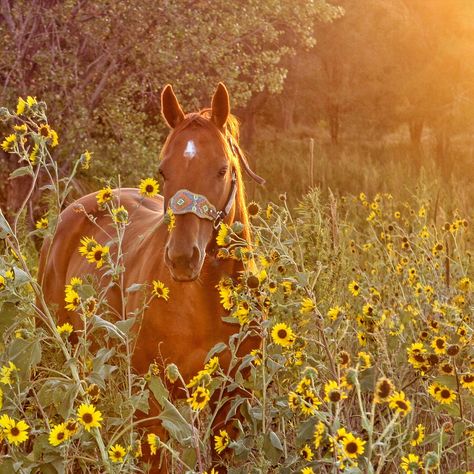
[126,283,146,293]
[263,431,282,464]
[8,338,42,375]
[158,399,192,444]
[148,375,169,409]
[434,375,457,389]
[269,430,283,451]
[9,166,33,179]
[0,209,12,238]
[115,317,136,335]
[0,302,17,334]
[206,341,228,360]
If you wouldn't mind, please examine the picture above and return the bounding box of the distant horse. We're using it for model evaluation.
[38,83,264,471]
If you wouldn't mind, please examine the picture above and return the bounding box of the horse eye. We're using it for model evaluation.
[158,169,166,181]
[218,167,228,177]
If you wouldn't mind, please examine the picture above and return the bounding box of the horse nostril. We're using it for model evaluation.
[192,246,200,266]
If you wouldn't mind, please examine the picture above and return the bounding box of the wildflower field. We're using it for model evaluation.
[0,99,473,474]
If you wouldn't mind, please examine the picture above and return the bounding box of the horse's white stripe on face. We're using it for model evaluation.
[184,140,197,159]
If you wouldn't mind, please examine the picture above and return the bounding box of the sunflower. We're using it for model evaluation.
[151,280,170,301]
[49,422,68,446]
[64,289,80,311]
[300,297,316,314]
[348,280,360,296]
[1,134,16,152]
[446,343,460,356]
[96,186,113,206]
[271,322,295,348]
[86,244,109,268]
[108,443,126,463]
[357,351,372,370]
[216,223,231,246]
[410,424,425,446]
[288,391,300,411]
[460,373,474,389]
[337,350,351,368]
[187,386,210,411]
[147,433,158,455]
[112,205,129,224]
[250,349,262,366]
[204,356,220,375]
[35,217,49,229]
[431,336,447,355]
[314,421,325,449]
[64,419,78,437]
[0,275,5,291]
[247,201,260,217]
[214,429,230,454]
[327,306,343,320]
[301,468,315,474]
[65,276,83,294]
[0,415,30,446]
[439,362,454,375]
[78,236,98,256]
[165,208,176,231]
[300,390,321,416]
[76,403,103,431]
[389,391,412,416]
[139,177,160,197]
[234,301,251,325]
[81,150,92,169]
[56,323,74,337]
[296,377,312,394]
[0,361,18,385]
[400,453,423,473]
[324,380,348,403]
[29,143,39,164]
[300,444,314,461]
[342,432,365,459]
[374,377,394,403]
[428,383,456,405]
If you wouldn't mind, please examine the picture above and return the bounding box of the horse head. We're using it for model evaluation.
[159,83,263,282]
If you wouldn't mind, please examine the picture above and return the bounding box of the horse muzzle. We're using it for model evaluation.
[164,244,203,282]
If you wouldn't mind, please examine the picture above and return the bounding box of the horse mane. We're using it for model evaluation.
[160,111,250,242]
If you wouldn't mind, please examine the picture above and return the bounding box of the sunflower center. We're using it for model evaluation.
[94,251,103,261]
[82,413,93,424]
[10,427,20,436]
[396,400,408,410]
[57,431,65,440]
[436,339,445,348]
[329,390,341,402]
[277,329,288,339]
[440,389,451,399]
[346,441,358,454]
[196,392,206,403]
[146,185,154,193]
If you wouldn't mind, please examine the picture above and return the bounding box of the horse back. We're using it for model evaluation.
[38,188,164,328]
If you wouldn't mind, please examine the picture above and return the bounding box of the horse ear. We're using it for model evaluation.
[161,84,185,128]
[211,82,230,130]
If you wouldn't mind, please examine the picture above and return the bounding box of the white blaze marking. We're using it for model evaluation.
[184,140,197,159]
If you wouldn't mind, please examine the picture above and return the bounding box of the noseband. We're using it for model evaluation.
[168,171,237,229]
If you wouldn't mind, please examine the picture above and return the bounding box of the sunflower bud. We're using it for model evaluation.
[165,363,180,383]
[231,221,244,234]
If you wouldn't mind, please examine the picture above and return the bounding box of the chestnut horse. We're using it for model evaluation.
[38,83,263,472]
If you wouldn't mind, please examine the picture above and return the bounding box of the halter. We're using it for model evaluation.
[168,170,238,229]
